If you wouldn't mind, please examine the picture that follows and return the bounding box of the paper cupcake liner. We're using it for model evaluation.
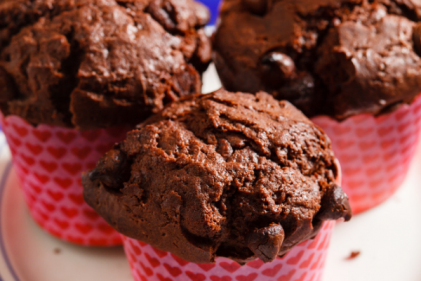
[122,221,335,281]
[312,94,421,214]
[0,114,130,246]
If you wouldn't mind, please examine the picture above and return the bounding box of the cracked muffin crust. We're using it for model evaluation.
[0,0,211,129]
[83,89,352,264]
[213,0,421,119]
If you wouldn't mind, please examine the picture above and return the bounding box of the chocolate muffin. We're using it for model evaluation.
[213,0,421,119]
[0,0,211,129]
[83,89,351,264]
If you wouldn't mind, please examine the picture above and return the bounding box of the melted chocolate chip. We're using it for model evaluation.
[246,224,285,262]
[89,149,130,190]
[316,184,352,222]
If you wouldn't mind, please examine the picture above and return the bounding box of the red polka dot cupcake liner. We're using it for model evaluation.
[312,94,421,214]
[0,114,130,246]
[121,221,335,281]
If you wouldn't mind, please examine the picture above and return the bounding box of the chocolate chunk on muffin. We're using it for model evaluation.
[213,0,421,119]
[0,0,211,129]
[83,89,351,264]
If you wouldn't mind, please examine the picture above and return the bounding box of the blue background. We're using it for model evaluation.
[197,0,221,25]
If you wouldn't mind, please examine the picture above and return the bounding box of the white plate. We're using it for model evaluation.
[1,66,421,281]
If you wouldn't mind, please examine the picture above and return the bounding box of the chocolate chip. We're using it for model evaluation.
[89,149,130,190]
[242,0,268,16]
[413,23,421,56]
[316,184,352,222]
[247,224,284,263]
[260,52,297,89]
[262,52,295,77]
[279,72,314,97]
[276,72,317,116]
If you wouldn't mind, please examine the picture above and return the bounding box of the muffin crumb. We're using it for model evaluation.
[346,251,361,260]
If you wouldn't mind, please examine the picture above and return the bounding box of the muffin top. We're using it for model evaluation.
[213,0,421,119]
[83,89,351,264]
[0,0,211,129]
